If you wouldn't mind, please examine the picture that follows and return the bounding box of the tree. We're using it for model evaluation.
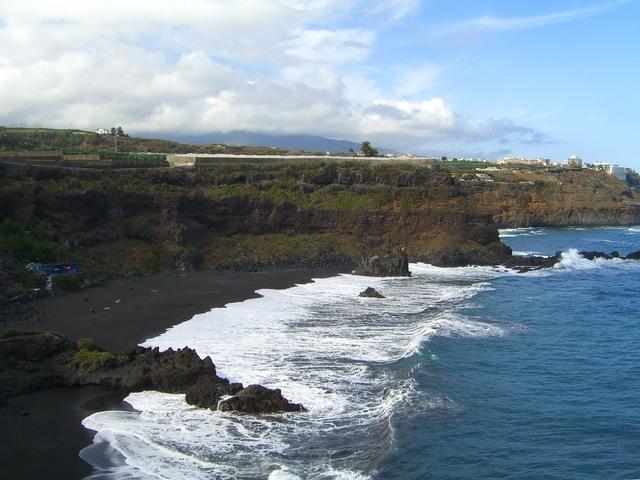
[360,140,378,157]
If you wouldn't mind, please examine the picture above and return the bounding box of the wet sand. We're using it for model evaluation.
[0,267,346,479]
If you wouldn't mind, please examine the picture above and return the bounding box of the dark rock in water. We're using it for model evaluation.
[354,251,410,277]
[359,287,385,298]
[626,250,640,260]
[610,251,620,258]
[508,253,559,271]
[184,375,242,409]
[580,251,611,260]
[113,346,216,393]
[218,385,305,413]
[0,330,303,415]
[416,243,512,268]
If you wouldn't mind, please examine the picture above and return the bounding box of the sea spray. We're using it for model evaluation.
[82,266,506,479]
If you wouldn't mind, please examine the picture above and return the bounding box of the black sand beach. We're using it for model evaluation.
[0,267,345,479]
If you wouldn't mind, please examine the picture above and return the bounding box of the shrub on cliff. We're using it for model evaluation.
[71,348,115,370]
[0,219,58,262]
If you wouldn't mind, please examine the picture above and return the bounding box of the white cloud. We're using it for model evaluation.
[436,0,637,35]
[284,28,374,64]
[394,65,442,98]
[369,0,419,21]
[0,0,550,152]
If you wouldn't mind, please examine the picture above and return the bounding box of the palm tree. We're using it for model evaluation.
[360,141,378,157]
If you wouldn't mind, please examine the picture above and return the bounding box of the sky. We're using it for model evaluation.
[0,0,638,166]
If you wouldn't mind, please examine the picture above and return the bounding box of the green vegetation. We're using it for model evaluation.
[76,337,98,351]
[626,169,639,188]
[360,140,378,157]
[0,127,302,155]
[0,219,59,262]
[71,347,114,370]
[438,159,492,173]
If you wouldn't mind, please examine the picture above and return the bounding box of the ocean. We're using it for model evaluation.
[81,226,640,479]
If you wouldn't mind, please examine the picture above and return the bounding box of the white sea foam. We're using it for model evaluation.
[551,248,639,272]
[512,250,550,258]
[499,227,549,238]
[81,266,512,479]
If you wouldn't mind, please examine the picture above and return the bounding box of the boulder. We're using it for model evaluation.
[579,251,611,260]
[218,385,305,413]
[184,375,243,409]
[354,250,410,277]
[359,287,385,298]
[626,250,640,260]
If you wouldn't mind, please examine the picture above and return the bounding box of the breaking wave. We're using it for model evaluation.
[81,265,508,479]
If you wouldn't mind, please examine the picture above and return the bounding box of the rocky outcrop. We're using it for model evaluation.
[354,251,411,277]
[184,375,243,409]
[359,287,385,298]
[0,330,303,414]
[580,251,612,261]
[218,385,304,413]
[415,243,513,268]
[464,170,640,228]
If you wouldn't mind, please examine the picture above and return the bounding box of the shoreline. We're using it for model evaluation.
[0,266,347,480]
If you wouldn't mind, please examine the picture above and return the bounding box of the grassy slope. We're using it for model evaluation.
[0,127,306,155]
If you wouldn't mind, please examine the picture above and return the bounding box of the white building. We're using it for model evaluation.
[593,162,627,181]
[566,155,582,168]
[611,165,627,181]
[497,156,547,167]
[93,128,109,135]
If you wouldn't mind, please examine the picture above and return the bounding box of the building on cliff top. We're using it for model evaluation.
[592,162,627,181]
[497,156,548,167]
[566,155,583,168]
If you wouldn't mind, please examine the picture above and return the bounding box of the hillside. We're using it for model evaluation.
[158,131,365,153]
[0,128,306,155]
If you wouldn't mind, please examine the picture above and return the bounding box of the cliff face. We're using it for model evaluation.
[464,169,640,227]
[2,163,637,287]
[0,163,507,281]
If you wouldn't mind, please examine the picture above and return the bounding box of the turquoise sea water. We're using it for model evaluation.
[82,227,640,480]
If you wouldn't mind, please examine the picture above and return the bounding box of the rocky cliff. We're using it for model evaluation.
[1,163,638,294]
[464,169,640,227]
[0,162,509,290]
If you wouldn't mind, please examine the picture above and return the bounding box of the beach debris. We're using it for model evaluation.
[103,306,111,310]
[151,289,159,293]
[359,287,385,298]
[114,299,121,304]
[89,308,96,314]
